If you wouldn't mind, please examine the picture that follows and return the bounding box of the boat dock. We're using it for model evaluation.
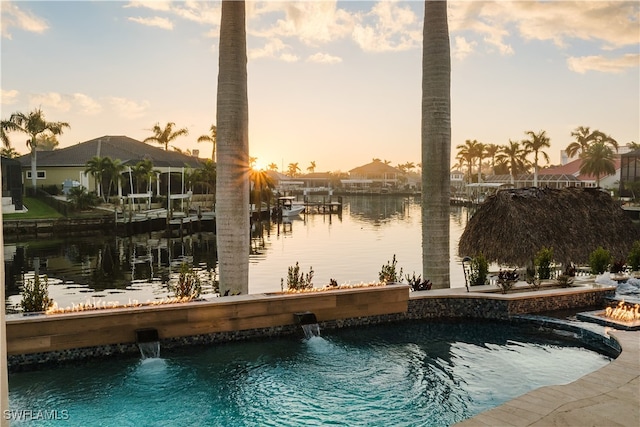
[300,196,343,214]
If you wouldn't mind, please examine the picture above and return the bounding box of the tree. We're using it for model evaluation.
[287,162,301,177]
[197,124,217,160]
[455,139,478,183]
[84,156,109,200]
[484,143,500,175]
[216,0,250,296]
[627,141,640,150]
[6,108,70,190]
[307,161,316,173]
[422,0,451,289]
[565,126,596,159]
[580,141,616,187]
[35,134,59,151]
[522,130,551,187]
[474,142,485,183]
[0,147,20,158]
[267,163,278,171]
[130,159,155,193]
[496,140,530,185]
[144,122,189,151]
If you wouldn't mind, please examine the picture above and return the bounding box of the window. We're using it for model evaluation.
[26,171,46,179]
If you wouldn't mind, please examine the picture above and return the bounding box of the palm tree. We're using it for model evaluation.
[103,158,125,200]
[144,122,189,151]
[580,141,616,187]
[197,124,217,160]
[566,126,596,159]
[496,140,530,185]
[6,108,70,190]
[130,159,155,193]
[267,163,278,171]
[484,143,500,175]
[84,156,109,200]
[455,139,478,183]
[287,162,301,177]
[627,141,640,150]
[474,142,485,183]
[522,130,551,187]
[0,147,20,158]
[250,167,275,213]
[422,0,451,289]
[216,0,250,296]
[1,119,19,147]
[307,161,316,173]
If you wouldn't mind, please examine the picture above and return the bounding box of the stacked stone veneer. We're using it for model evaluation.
[6,284,616,371]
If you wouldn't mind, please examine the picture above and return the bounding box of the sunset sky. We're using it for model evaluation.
[1,1,638,172]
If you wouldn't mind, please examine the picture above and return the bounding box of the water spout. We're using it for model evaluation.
[294,312,320,339]
[136,328,160,359]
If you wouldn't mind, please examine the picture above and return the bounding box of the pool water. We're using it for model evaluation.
[8,321,611,426]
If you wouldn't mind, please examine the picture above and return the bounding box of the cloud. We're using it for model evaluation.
[450,1,638,55]
[107,97,149,119]
[124,1,219,26]
[307,52,342,64]
[352,1,421,52]
[1,1,49,39]
[73,93,102,115]
[249,1,355,46]
[567,53,640,74]
[452,36,477,61]
[128,16,173,30]
[1,89,20,105]
[29,92,72,112]
[249,38,298,61]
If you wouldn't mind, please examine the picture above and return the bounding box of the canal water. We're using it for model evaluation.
[4,195,471,313]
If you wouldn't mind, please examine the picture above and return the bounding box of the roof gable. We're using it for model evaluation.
[17,135,201,168]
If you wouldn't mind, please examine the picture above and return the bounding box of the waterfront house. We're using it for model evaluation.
[344,160,404,191]
[17,135,201,198]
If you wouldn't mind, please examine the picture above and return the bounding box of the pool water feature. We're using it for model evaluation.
[8,321,611,426]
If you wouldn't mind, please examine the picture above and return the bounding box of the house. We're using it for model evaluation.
[17,135,201,196]
[344,160,404,191]
[482,156,622,190]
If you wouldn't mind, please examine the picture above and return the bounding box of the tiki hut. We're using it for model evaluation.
[458,187,639,267]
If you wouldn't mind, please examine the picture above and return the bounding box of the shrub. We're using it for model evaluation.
[525,266,541,290]
[287,262,314,290]
[405,272,432,291]
[555,274,574,288]
[628,241,640,271]
[496,269,519,294]
[610,260,626,274]
[21,275,53,313]
[469,253,489,286]
[534,247,554,280]
[68,186,100,210]
[589,247,611,275]
[172,263,201,299]
[379,254,403,284]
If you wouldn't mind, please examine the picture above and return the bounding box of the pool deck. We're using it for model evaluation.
[456,329,640,427]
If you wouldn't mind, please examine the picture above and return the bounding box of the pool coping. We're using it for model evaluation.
[455,328,640,427]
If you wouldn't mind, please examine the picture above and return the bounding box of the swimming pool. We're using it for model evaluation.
[7,321,611,426]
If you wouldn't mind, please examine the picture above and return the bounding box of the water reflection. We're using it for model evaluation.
[4,196,470,312]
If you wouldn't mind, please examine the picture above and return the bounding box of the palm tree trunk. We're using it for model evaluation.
[216,0,250,295]
[422,0,451,289]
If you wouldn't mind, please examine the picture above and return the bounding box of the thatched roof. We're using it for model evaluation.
[458,187,639,266]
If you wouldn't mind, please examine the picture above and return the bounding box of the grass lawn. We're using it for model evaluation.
[3,197,64,220]
[3,197,113,220]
